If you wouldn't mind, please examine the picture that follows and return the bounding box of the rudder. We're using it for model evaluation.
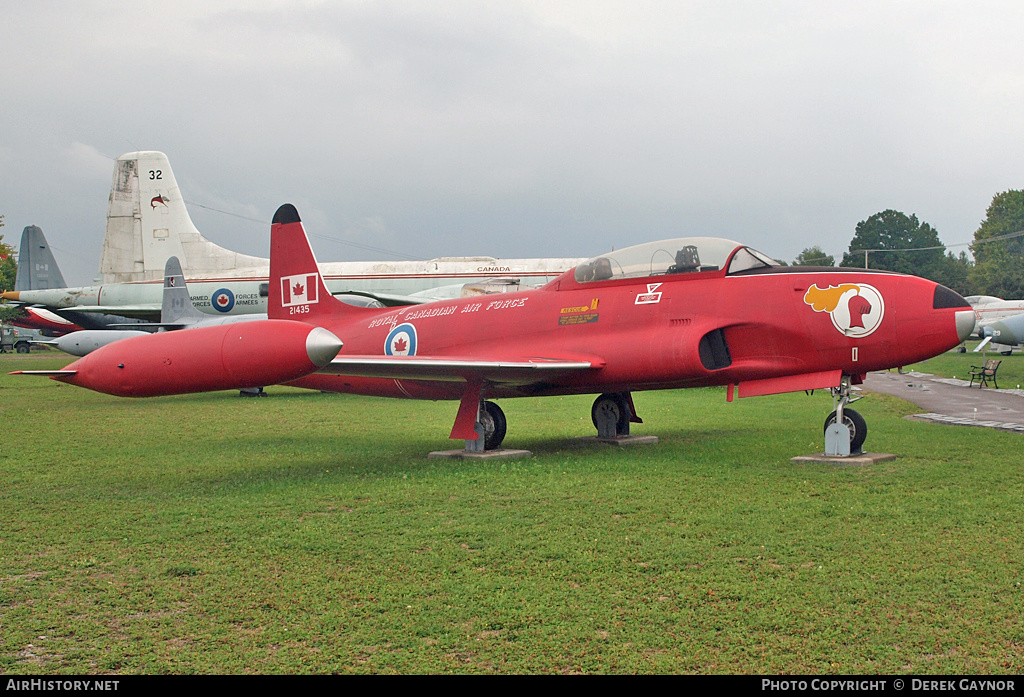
[161,256,207,325]
[99,151,266,283]
[14,225,67,290]
[268,204,367,323]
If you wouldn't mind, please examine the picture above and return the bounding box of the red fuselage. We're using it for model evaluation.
[286,265,966,401]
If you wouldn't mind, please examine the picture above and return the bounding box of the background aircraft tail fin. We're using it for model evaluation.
[269,204,367,323]
[99,151,266,284]
[14,225,67,291]
[161,256,206,325]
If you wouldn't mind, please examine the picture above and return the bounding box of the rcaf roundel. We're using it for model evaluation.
[211,288,235,313]
[385,323,418,356]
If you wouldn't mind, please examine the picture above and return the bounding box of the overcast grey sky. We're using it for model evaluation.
[2,0,1022,285]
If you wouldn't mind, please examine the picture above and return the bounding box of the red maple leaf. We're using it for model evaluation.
[217,295,228,306]
[292,282,305,296]
[393,337,408,353]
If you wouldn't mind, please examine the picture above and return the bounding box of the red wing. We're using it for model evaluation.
[318,355,602,385]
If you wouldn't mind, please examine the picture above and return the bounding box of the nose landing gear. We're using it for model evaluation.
[824,375,867,455]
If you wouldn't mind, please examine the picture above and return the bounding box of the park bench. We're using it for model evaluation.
[968,359,1001,389]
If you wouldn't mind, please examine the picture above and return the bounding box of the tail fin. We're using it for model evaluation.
[99,151,267,283]
[161,256,206,325]
[14,226,67,290]
[269,204,367,323]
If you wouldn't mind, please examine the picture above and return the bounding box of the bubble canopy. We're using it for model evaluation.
[574,237,779,283]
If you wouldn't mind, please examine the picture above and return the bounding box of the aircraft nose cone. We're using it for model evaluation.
[305,327,343,368]
[955,310,975,343]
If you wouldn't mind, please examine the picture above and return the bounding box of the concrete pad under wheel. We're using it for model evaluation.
[575,435,659,446]
[790,452,896,466]
[428,448,533,460]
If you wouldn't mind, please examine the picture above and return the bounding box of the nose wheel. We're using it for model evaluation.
[824,407,867,454]
[825,375,867,455]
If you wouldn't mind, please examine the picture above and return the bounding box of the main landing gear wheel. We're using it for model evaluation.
[592,392,631,438]
[824,408,867,454]
[480,401,507,450]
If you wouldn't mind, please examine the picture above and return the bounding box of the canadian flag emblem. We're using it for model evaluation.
[281,273,319,306]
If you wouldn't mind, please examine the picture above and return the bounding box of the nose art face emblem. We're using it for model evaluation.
[804,284,885,338]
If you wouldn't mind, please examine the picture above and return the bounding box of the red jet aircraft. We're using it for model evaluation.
[18,204,975,454]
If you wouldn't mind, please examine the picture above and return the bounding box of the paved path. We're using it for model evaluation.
[862,370,1024,433]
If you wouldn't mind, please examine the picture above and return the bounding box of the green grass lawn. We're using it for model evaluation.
[1,354,1022,674]
[909,343,1024,388]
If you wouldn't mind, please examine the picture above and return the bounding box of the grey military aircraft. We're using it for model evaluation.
[48,256,268,356]
[2,151,583,319]
[966,295,1024,353]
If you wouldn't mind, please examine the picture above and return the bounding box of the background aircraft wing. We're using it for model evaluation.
[339,279,522,307]
[338,291,435,307]
[52,304,162,320]
[319,355,602,385]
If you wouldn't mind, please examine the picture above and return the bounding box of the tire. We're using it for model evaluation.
[824,408,867,454]
[480,401,507,451]
[15,343,29,354]
[591,393,631,437]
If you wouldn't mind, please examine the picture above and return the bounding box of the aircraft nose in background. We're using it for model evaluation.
[306,327,343,368]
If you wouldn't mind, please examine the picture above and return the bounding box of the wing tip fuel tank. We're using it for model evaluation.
[51,320,342,397]
[306,326,344,368]
[956,310,975,343]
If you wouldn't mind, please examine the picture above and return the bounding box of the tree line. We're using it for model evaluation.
[791,190,1024,299]
[0,215,23,323]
